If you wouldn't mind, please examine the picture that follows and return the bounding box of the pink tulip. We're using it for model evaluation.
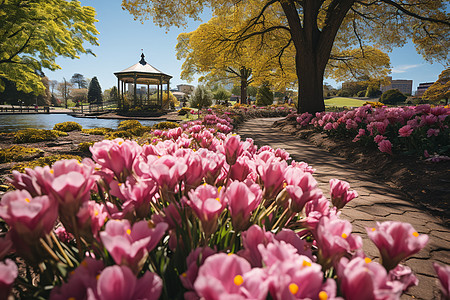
[229,156,255,181]
[96,265,162,300]
[433,262,450,299]
[238,225,275,267]
[140,155,188,191]
[224,180,262,231]
[91,139,142,181]
[315,216,362,267]
[377,139,392,155]
[398,125,413,137]
[388,264,418,292]
[100,219,167,273]
[185,184,225,236]
[284,167,322,212]
[329,179,358,209]
[197,149,225,185]
[50,258,104,300]
[180,247,216,291]
[258,240,330,300]
[337,257,403,300]
[427,128,440,137]
[257,156,288,199]
[0,190,58,261]
[8,166,53,197]
[0,259,18,300]
[224,134,242,165]
[366,221,428,271]
[76,201,109,240]
[194,253,268,300]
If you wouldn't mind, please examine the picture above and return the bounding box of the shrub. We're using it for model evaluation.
[255,82,274,106]
[118,120,142,130]
[105,130,133,140]
[82,127,113,135]
[53,121,82,132]
[380,89,407,105]
[153,121,180,129]
[77,141,95,152]
[51,130,69,137]
[0,146,43,163]
[12,154,82,173]
[177,107,191,115]
[365,85,381,98]
[14,129,59,143]
[356,90,366,97]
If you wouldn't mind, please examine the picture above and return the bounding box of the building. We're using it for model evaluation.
[381,77,413,95]
[415,82,434,97]
[177,84,194,95]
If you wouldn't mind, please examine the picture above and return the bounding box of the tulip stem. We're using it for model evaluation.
[39,238,60,262]
[71,215,83,260]
[272,208,289,231]
[50,231,74,268]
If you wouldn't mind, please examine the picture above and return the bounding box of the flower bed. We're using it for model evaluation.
[0,112,448,299]
[291,104,450,159]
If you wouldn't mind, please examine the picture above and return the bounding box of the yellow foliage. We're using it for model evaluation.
[0,146,43,163]
[423,68,450,102]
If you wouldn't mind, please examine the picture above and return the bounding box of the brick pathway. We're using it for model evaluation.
[237,118,450,300]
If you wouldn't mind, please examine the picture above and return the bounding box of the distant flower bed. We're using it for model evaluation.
[0,112,448,299]
[291,104,450,160]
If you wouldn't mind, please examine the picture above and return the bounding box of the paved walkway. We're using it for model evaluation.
[237,118,450,300]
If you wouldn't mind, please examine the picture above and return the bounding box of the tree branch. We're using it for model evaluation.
[380,0,450,26]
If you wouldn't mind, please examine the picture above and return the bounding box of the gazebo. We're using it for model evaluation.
[114,53,172,110]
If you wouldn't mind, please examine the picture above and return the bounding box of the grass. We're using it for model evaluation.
[324,97,368,108]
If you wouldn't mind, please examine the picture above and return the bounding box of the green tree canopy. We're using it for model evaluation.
[71,73,88,89]
[255,82,274,106]
[423,68,450,105]
[190,85,213,109]
[87,76,102,104]
[380,89,407,105]
[123,0,449,113]
[0,0,98,95]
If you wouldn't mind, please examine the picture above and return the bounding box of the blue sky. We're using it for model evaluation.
[50,0,447,93]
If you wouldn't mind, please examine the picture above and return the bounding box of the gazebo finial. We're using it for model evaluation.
[139,51,147,65]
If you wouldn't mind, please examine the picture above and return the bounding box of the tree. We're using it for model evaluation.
[56,79,72,108]
[380,89,407,105]
[0,75,51,106]
[87,76,103,104]
[423,68,450,105]
[0,0,98,95]
[71,73,88,89]
[365,85,382,98]
[110,86,119,103]
[214,87,231,104]
[190,85,213,109]
[123,0,449,113]
[255,82,274,106]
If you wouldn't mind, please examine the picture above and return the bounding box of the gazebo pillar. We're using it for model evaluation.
[133,75,137,106]
[117,77,121,110]
[147,84,150,107]
[160,77,163,107]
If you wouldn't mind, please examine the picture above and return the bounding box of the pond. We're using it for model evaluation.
[0,114,159,132]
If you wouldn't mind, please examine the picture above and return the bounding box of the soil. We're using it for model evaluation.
[272,118,450,227]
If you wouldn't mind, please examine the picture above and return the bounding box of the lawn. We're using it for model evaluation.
[324,97,368,108]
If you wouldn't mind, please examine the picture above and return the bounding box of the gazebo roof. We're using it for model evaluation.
[114,53,172,84]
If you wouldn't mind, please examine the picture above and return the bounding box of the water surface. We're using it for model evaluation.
[0,114,159,132]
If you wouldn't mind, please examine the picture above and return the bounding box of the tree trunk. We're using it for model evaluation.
[296,52,325,113]
[240,78,247,105]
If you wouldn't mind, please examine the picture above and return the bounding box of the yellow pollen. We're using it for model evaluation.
[289,283,299,295]
[181,272,187,277]
[25,198,30,203]
[341,233,348,239]
[227,253,233,256]
[319,291,328,300]
[118,141,123,145]
[283,182,287,188]
[94,210,99,217]
[96,274,100,281]
[364,257,372,264]
[216,197,221,202]
[234,275,244,286]
[302,260,312,267]
[148,220,155,229]
[218,186,222,193]
[412,232,419,237]
[203,182,207,186]
[68,297,76,300]
[50,169,54,174]
[371,227,376,231]
[104,217,109,223]
[126,229,131,235]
